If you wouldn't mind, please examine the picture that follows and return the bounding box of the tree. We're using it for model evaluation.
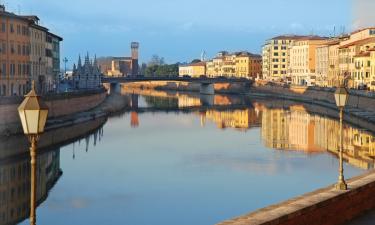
[148,55,165,67]
[191,59,201,64]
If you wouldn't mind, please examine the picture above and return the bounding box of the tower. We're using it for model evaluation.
[131,42,139,76]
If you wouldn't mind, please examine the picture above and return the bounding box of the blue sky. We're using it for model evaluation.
[5,0,353,66]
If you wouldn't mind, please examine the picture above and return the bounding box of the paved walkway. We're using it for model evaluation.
[347,210,375,225]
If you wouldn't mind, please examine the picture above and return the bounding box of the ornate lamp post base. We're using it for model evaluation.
[335,180,347,191]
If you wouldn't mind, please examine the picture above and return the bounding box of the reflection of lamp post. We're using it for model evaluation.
[334,84,349,190]
[18,81,49,225]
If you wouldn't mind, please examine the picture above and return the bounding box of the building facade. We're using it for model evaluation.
[289,37,328,86]
[0,6,31,96]
[178,62,206,77]
[72,54,102,89]
[0,5,62,96]
[262,36,305,83]
[201,51,261,78]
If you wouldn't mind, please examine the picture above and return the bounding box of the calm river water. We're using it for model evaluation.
[9,89,375,225]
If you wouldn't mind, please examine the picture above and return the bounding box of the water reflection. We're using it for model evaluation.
[0,122,104,225]
[122,88,375,170]
[260,104,375,169]
[5,88,375,224]
[0,149,61,225]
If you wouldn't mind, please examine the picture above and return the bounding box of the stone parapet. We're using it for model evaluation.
[218,171,375,225]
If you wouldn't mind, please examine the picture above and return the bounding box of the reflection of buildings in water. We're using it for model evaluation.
[177,94,201,108]
[71,126,104,159]
[131,112,140,128]
[0,149,61,225]
[260,104,375,169]
[200,109,261,130]
[213,95,232,105]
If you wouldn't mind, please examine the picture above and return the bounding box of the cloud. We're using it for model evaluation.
[352,0,375,29]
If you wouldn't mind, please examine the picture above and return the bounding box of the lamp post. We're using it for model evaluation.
[334,83,349,190]
[18,81,49,225]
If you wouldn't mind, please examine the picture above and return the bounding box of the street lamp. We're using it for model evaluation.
[18,81,49,225]
[334,84,349,190]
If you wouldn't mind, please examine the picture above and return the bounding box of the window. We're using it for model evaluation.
[274,52,279,56]
[1,43,5,54]
[274,46,278,50]
[1,23,5,32]
[10,24,14,33]
[2,63,6,76]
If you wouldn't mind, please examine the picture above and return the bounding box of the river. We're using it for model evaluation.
[6,89,375,225]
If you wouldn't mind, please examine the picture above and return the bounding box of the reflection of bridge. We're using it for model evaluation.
[102,76,252,95]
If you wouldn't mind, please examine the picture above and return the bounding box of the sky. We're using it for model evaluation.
[2,0,364,67]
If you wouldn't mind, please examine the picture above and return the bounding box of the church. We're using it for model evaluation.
[72,53,102,90]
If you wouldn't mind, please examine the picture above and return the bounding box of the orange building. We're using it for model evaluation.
[0,5,31,96]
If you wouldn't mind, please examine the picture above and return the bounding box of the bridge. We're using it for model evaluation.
[102,76,253,95]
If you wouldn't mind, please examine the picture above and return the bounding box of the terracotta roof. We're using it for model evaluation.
[339,37,375,49]
[270,35,327,41]
[350,27,375,35]
[354,51,370,57]
[180,62,206,67]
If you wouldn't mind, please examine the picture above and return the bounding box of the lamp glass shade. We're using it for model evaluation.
[18,87,49,135]
[334,86,349,108]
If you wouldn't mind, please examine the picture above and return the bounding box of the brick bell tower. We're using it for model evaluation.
[131,42,139,77]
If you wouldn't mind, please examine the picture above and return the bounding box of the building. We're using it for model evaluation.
[72,54,102,89]
[289,36,328,86]
[178,62,206,77]
[97,42,139,77]
[339,34,375,89]
[28,17,48,94]
[315,45,329,87]
[327,41,342,87]
[45,32,63,92]
[0,5,62,96]
[235,52,262,78]
[203,51,261,78]
[262,35,306,82]
[0,5,31,96]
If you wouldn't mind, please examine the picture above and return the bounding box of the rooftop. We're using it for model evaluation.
[339,37,375,49]
[270,35,328,41]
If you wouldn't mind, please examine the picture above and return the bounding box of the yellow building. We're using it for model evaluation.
[205,51,261,78]
[178,62,206,77]
[201,109,260,130]
[339,37,375,89]
[338,28,375,88]
[289,36,328,86]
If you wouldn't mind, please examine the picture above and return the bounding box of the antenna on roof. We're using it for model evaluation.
[333,26,336,37]
[17,5,20,14]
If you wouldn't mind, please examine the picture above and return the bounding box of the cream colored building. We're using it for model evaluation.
[178,62,206,77]
[315,45,329,87]
[29,21,47,93]
[262,35,306,83]
[289,36,328,86]
[327,41,341,87]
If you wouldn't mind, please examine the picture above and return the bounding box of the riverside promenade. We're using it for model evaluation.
[217,171,375,225]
